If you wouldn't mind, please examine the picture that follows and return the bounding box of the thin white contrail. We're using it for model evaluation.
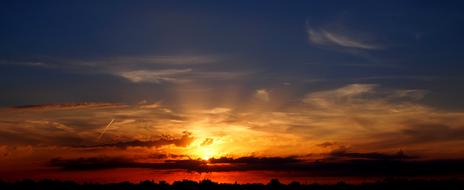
[97,119,114,141]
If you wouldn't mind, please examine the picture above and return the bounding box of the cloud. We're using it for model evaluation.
[303,84,377,108]
[326,148,415,161]
[209,156,301,165]
[48,156,208,172]
[1,84,464,171]
[316,142,337,148]
[118,69,193,83]
[117,69,249,84]
[391,89,427,100]
[1,54,248,84]
[84,131,195,148]
[401,124,464,143]
[0,120,84,146]
[255,89,270,102]
[48,156,303,172]
[10,102,126,111]
[0,103,192,148]
[98,55,219,65]
[1,55,219,68]
[201,107,231,114]
[200,138,214,146]
[47,155,464,177]
[307,28,381,50]
[149,153,191,159]
[302,84,427,111]
[296,83,464,154]
[138,102,161,109]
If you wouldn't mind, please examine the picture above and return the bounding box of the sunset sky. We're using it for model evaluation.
[1,0,464,183]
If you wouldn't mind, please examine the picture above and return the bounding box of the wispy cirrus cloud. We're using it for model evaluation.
[97,55,219,66]
[302,84,378,108]
[1,54,249,84]
[0,54,220,68]
[117,69,248,83]
[10,102,126,111]
[307,28,382,50]
[118,69,193,83]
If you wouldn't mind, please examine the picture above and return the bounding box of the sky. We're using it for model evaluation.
[1,0,464,183]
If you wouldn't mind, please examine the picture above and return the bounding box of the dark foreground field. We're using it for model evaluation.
[1,178,463,190]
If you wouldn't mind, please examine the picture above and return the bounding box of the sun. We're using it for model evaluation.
[191,143,219,161]
[200,147,215,160]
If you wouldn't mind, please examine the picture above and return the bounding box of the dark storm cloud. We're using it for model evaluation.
[326,149,415,161]
[49,157,209,172]
[149,153,191,160]
[312,159,464,177]
[209,156,301,165]
[48,156,302,172]
[48,155,464,177]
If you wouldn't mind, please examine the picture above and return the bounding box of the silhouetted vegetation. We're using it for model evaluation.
[0,178,463,190]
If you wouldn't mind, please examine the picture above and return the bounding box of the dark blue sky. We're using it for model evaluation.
[1,0,464,109]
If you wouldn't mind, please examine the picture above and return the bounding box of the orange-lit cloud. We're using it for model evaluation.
[1,83,464,176]
[255,89,270,102]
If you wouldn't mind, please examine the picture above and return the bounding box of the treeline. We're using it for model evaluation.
[0,178,463,190]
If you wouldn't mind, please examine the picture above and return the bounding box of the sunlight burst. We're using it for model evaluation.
[200,147,215,160]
